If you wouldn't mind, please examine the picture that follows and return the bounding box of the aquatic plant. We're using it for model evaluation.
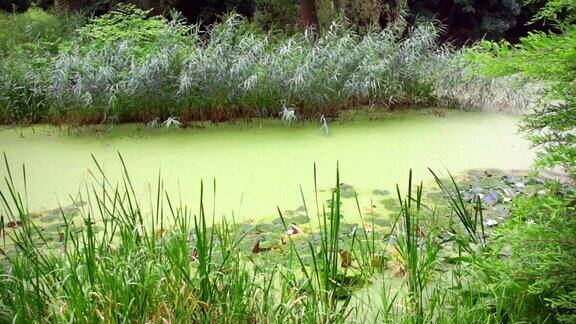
[163,116,181,129]
[320,114,330,135]
[145,117,159,130]
[0,8,510,125]
[1,155,571,322]
[279,104,297,124]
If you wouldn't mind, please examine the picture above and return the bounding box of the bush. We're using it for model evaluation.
[473,186,576,322]
[0,8,84,122]
[70,4,189,58]
[0,7,82,56]
[467,1,576,176]
[408,0,522,42]
[467,25,576,176]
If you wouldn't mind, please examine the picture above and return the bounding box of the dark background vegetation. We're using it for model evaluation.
[0,0,550,44]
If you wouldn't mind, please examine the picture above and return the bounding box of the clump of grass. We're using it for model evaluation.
[0,156,389,322]
[0,6,492,124]
[2,155,571,322]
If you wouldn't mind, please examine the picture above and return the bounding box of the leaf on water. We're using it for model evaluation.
[6,220,21,229]
[373,217,390,227]
[502,175,519,184]
[463,191,476,203]
[292,214,310,224]
[39,213,62,223]
[339,183,356,198]
[514,182,526,189]
[372,189,390,196]
[381,198,400,211]
[252,241,260,253]
[340,250,353,268]
[286,224,301,236]
[483,190,499,205]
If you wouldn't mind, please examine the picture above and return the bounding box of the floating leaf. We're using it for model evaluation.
[286,224,301,235]
[339,183,356,198]
[483,190,499,205]
[252,241,261,253]
[381,198,400,211]
[372,218,391,227]
[502,175,519,184]
[339,250,353,268]
[292,214,310,224]
[372,189,390,196]
[514,182,526,189]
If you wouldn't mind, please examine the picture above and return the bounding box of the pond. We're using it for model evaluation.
[0,110,534,223]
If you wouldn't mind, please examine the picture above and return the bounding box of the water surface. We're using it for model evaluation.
[0,110,534,222]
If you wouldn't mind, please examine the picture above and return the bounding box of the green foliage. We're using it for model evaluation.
[339,0,384,34]
[0,8,84,122]
[467,26,576,175]
[70,4,189,58]
[525,0,576,25]
[0,10,475,124]
[473,187,576,322]
[0,8,82,56]
[0,153,574,322]
[0,157,381,322]
[253,0,299,31]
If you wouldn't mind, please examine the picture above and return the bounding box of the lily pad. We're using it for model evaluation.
[483,190,499,205]
[339,183,356,198]
[502,175,520,184]
[43,223,65,233]
[292,214,310,224]
[381,198,400,212]
[372,189,390,196]
[39,213,62,223]
[372,218,391,227]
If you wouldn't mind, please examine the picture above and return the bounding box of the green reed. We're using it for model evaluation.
[0,155,542,322]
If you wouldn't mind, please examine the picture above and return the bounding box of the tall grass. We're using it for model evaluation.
[0,155,387,321]
[1,155,558,322]
[0,7,497,124]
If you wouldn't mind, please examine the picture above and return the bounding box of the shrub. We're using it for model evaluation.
[467,1,576,176]
[0,7,82,56]
[0,8,83,122]
[69,4,190,58]
[472,186,576,322]
[519,0,576,176]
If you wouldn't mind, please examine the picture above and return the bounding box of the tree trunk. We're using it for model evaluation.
[299,0,319,32]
